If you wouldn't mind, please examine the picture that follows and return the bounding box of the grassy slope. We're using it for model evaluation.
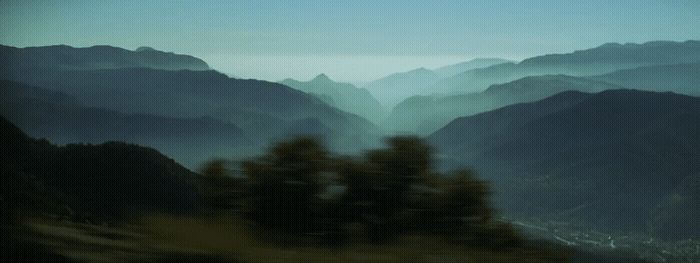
[7,216,569,263]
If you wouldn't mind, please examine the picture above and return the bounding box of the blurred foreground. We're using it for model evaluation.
[0,136,665,262]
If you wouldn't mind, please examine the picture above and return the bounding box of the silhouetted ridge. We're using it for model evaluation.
[312,73,332,82]
[135,46,157,52]
[520,40,700,66]
[0,44,210,71]
[384,75,620,134]
[431,40,700,94]
[0,116,199,220]
[593,62,700,95]
[280,74,385,124]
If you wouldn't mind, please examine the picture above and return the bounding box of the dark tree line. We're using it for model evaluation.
[199,137,519,246]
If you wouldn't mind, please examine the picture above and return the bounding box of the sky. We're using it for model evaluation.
[1,0,698,82]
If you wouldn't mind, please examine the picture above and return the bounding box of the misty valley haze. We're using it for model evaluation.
[1,1,700,262]
[2,40,699,262]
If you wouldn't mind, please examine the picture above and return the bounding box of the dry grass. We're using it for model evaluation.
[14,215,568,263]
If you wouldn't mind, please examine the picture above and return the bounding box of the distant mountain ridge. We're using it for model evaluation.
[433,58,513,78]
[0,80,251,168]
[431,40,700,94]
[0,44,210,71]
[520,40,700,66]
[386,58,700,135]
[280,74,385,123]
[364,67,441,107]
[384,75,623,134]
[364,58,510,107]
[0,45,382,156]
[592,62,700,96]
[0,67,376,133]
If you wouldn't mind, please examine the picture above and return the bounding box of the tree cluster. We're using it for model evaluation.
[200,137,519,246]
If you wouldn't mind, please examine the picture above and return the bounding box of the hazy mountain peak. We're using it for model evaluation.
[280,73,384,124]
[135,46,157,52]
[409,67,433,74]
[598,42,623,48]
[312,73,332,82]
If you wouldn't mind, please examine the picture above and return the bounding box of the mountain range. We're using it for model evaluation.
[592,62,700,96]
[0,80,252,168]
[385,61,700,134]
[429,89,700,238]
[280,74,385,123]
[364,58,510,107]
[429,40,700,94]
[0,46,382,160]
[1,41,698,241]
[384,75,622,134]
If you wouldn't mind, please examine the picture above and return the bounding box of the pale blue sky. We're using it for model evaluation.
[1,0,698,81]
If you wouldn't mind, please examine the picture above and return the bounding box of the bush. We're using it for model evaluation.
[204,136,519,246]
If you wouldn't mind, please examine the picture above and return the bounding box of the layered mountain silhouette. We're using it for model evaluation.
[384,75,622,134]
[429,90,700,239]
[431,40,700,94]
[364,67,441,107]
[433,58,512,78]
[0,65,379,155]
[364,58,510,107]
[592,62,700,96]
[2,41,697,242]
[0,80,251,168]
[0,44,210,71]
[0,116,199,221]
[280,74,385,123]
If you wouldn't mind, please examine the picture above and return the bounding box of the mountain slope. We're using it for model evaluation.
[429,90,700,238]
[432,40,700,94]
[280,74,385,123]
[364,67,441,107]
[0,116,199,220]
[384,75,622,134]
[0,80,251,168]
[0,66,380,152]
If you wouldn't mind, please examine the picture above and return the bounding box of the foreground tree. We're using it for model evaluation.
[242,138,328,232]
[218,136,516,246]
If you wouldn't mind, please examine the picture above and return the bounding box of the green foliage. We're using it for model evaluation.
[209,136,519,246]
[242,138,329,232]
